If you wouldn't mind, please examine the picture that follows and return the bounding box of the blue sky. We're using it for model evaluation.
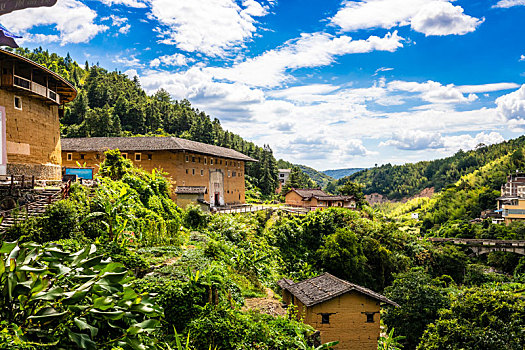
[3,0,525,170]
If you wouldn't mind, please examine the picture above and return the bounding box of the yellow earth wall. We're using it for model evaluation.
[1,90,61,179]
[62,149,246,205]
[302,292,381,350]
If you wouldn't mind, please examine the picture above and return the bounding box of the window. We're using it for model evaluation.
[192,169,195,175]
[185,155,189,162]
[198,157,201,163]
[204,157,207,165]
[220,160,222,165]
[192,156,196,163]
[80,154,85,160]
[280,174,284,177]
[228,170,231,177]
[135,153,141,161]
[210,158,214,165]
[186,169,188,174]
[232,171,236,177]
[67,153,72,161]
[95,154,100,160]
[148,154,152,160]
[321,314,330,324]
[14,96,22,110]
[122,153,128,159]
[365,313,375,323]
[200,169,204,176]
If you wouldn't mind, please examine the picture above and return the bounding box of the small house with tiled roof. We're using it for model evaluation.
[61,136,256,207]
[278,273,398,350]
[284,188,356,210]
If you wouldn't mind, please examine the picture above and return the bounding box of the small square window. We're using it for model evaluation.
[185,155,189,162]
[80,154,85,160]
[148,154,152,160]
[66,153,72,161]
[14,96,22,110]
[321,314,330,324]
[232,171,236,177]
[200,169,204,176]
[192,156,195,163]
[95,154,100,160]
[210,158,214,165]
[135,153,141,161]
[366,313,375,323]
[122,153,128,159]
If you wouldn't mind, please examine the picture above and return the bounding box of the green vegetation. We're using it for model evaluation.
[322,168,364,180]
[276,159,334,188]
[332,137,525,200]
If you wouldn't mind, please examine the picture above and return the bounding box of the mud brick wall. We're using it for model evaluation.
[1,90,61,179]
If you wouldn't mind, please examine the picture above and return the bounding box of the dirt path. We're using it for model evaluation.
[243,288,286,317]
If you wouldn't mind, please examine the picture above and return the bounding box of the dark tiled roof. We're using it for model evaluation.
[61,137,257,162]
[287,188,329,198]
[175,186,207,194]
[278,273,399,307]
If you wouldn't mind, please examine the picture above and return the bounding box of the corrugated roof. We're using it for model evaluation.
[61,137,257,162]
[278,273,399,307]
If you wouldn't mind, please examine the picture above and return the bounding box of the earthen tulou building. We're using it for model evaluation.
[61,137,256,207]
[0,49,76,179]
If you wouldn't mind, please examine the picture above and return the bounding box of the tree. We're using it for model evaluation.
[338,180,365,206]
[383,268,449,350]
[418,288,525,350]
[282,166,315,193]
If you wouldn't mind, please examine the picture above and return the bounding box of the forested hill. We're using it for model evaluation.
[276,159,334,188]
[10,47,279,195]
[333,136,525,200]
[323,168,364,180]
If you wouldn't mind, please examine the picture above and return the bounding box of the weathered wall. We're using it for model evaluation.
[298,292,381,350]
[62,149,246,205]
[285,191,305,207]
[1,90,61,179]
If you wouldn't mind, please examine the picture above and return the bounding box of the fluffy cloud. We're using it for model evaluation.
[119,24,131,34]
[150,53,191,68]
[496,84,525,121]
[388,80,477,103]
[97,0,148,7]
[456,83,520,93]
[1,0,108,45]
[331,0,482,36]
[149,0,271,56]
[210,31,404,87]
[493,0,525,8]
[380,130,444,150]
[442,132,505,151]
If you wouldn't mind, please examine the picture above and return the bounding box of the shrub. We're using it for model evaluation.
[183,205,209,229]
[0,241,162,349]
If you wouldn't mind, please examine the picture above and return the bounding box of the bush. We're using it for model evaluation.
[183,205,209,229]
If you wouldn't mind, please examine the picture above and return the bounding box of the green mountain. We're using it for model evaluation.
[332,136,525,200]
[276,159,334,188]
[323,168,365,180]
[10,47,279,195]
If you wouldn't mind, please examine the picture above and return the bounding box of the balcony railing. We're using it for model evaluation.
[12,74,60,104]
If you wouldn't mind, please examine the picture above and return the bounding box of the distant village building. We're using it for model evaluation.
[276,168,291,194]
[0,49,76,179]
[278,273,399,350]
[496,171,525,224]
[61,137,256,207]
[284,188,356,210]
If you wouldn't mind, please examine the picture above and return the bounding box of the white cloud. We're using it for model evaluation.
[114,55,144,68]
[149,0,271,56]
[107,15,128,26]
[456,83,520,93]
[1,0,108,45]
[150,53,191,68]
[374,67,394,75]
[388,80,478,103]
[520,55,525,62]
[210,31,404,87]
[380,130,444,150]
[496,84,525,121]
[493,0,525,8]
[331,0,482,36]
[119,24,131,34]
[97,0,148,8]
[442,132,505,150]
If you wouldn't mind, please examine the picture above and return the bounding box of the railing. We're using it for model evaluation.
[13,75,30,90]
[0,175,35,191]
[12,74,60,104]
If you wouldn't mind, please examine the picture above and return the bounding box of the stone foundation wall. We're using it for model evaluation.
[7,162,61,180]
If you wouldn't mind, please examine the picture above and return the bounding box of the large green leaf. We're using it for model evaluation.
[68,329,97,350]
[33,286,64,301]
[126,319,160,335]
[89,309,125,320]
[73,317,99,338]
[0,241,17,254]
[93,296,114,310]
